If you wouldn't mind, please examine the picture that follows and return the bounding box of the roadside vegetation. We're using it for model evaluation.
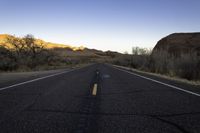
[0,34,90,71]
[0,34,119,72]
[112,47,200,81]
[1,34,199,81]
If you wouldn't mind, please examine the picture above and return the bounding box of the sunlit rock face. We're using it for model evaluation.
[153,33,200,56]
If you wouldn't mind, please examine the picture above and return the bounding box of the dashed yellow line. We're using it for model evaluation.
[92,84,98,96]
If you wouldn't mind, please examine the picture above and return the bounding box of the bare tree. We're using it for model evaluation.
[22,34,45,68]
[23,34,44,58]
[6,35,25,58]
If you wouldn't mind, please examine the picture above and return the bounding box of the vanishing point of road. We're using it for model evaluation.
[0,64,200,133]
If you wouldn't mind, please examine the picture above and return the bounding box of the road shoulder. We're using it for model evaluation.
[112,64,200,95]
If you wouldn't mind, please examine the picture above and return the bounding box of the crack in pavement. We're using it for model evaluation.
[153,117,190,133]
[25,109,198,133]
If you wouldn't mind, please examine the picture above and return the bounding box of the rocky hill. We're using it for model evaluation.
[153,33,200,56]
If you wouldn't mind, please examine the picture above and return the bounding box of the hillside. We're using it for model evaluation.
[153,33,200,56]
[0,34,122,61]
[0,34,85,51]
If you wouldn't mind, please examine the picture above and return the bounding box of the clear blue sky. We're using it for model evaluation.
[1,0,200,53]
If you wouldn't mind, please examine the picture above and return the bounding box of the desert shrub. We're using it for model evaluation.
[174,53,200,80]
[130,55,144,68]
[148,51,172,74]
[113,47,200,80]
[147,51,200,80]
[113,55,132,67]
[0,46,18,70]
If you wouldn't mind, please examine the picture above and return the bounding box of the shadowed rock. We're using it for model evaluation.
[153,33,200,56]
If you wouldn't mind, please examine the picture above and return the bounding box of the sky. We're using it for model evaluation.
[0,0,200,53]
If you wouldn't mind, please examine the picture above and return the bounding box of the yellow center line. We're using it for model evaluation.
[92,83,98,96]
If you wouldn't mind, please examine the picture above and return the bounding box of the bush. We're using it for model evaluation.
[0,34,71,71]
[174,53,200,80]
[0,46,18,70]
[112,47,200,80]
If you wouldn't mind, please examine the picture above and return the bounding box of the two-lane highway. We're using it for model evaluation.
[0,64,200,133]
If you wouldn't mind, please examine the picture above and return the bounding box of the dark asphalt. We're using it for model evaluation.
[0,64,200,133]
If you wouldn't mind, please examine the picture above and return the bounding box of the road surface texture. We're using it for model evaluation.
[0,69,70,88]
[0,64,200,133]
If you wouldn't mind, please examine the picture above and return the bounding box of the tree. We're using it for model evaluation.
[23,35,44,57]
[132,46,151,55]
[132,47,139,55]
[22,34,45,68]
[5,34,46,68]
[6,35,25,58]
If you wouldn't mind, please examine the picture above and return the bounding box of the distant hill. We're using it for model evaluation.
[153,33,200,56]
[0,34,85,51]
[0,34,122,60]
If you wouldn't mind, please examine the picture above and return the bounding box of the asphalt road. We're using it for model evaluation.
[0,64,200,133]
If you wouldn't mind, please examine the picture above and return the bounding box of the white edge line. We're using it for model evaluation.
[113,65,200,97]
[0,68,78,91]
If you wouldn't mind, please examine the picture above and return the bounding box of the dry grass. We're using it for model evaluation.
[112,48,200,82]
[114,65,200,86]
